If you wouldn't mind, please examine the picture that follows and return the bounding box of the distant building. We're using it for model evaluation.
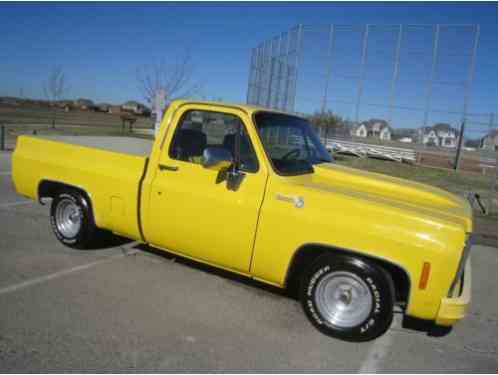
[74,99,96,111]
[96,103,111,113]
[0,97,21,106]
[418,123,458,148]
[122,101,150,116]
[108,105,122,114]
[54,100,73,112]
[351,119,392,141]
[480,130,498,151]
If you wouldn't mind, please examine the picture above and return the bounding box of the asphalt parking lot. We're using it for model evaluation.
[1,149,498,372]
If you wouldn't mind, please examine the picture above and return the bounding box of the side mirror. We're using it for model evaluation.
[201,147,233,171]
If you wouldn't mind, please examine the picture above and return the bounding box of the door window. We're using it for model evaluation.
[169,110,258,172]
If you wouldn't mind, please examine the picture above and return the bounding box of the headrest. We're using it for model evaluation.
[223,133,236,153]
[176,129,207,158]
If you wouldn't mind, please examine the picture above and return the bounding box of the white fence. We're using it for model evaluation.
[323,138,418,163]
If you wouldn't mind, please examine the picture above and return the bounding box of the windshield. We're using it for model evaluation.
[254,112,332,175]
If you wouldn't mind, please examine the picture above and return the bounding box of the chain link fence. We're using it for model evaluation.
[248,23,498,217]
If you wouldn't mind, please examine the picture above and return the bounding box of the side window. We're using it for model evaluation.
[169,110,258,172]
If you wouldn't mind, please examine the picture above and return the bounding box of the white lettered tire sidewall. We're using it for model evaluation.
[50,193,80,244]
[301,254,394,342]
[50,189,97,249]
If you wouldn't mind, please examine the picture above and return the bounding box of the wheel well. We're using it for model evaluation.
[38,180,91,206]
[285,244,411,304]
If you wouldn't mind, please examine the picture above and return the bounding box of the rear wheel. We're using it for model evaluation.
[300,254,395,342]
[50,189,98,249]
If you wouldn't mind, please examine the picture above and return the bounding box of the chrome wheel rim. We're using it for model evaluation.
[55,199,82,238]
[315,271,373,328]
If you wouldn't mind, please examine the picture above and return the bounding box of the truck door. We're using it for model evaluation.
[147,105,268,273]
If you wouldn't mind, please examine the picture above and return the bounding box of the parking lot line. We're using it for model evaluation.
[358,330,394,373]
[0,249,139,296]
[0,201,33,208]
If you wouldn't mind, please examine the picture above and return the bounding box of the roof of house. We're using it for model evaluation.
[358,119,391,132]
[75,98,95,106]
[420,123,457,135]
[123,100,144,107]
[433,123,454,132]
[482,129,498,139]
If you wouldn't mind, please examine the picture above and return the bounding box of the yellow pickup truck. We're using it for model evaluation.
[12,100,473,341]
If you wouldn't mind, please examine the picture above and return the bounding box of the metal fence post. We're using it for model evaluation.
[489,155,498,215]
[266,38,276,108]
[355,24,370,124]
[423,24,440,128]
[388,24,403,125]
[321,24,335,113]
[0,124,4,151]
[454,119,466,170]
[246,48,256,105]
[282,34,292,111]
[290,24,303,113]
[462,25,480,134]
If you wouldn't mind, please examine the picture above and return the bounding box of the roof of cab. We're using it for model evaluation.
[169,99,299,117]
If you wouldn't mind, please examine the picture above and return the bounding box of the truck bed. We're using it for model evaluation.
[12,135,149,241]
[38,136,153,157]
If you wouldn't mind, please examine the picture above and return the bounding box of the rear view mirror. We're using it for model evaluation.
[202,147,233,171]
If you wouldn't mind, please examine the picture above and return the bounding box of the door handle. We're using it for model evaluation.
[276,194,305,208]
[158,163,178,172]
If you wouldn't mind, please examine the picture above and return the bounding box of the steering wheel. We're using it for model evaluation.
[281,148,301,160]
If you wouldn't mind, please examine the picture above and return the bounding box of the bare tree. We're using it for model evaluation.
[42,66,68,128]
[136,53,201,107]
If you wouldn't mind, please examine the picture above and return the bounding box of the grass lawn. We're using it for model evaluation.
[0,104,154,128]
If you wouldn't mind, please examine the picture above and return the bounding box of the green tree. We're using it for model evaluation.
[308,111,347,139]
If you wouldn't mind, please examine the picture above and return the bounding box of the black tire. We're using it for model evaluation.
[50,189,98,249]
[300,254,395,342]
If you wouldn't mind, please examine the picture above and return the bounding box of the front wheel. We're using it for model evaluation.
[50,189,98,249]
[300,254,395,342]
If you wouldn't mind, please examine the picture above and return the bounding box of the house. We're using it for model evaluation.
[0,97,21,106]
[351,119,392,141]
[122,101,150,116]
[392,127,417,144]
[418,123,458,148]
[108,105,122,114]
[96,103,111,113]
[480,130,498,151]
[54,100,73,112]
[74,98,96,111]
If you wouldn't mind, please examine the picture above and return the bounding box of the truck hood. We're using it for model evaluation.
[292,163,473,232]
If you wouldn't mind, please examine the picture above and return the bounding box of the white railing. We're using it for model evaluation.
[323,138,418,163]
